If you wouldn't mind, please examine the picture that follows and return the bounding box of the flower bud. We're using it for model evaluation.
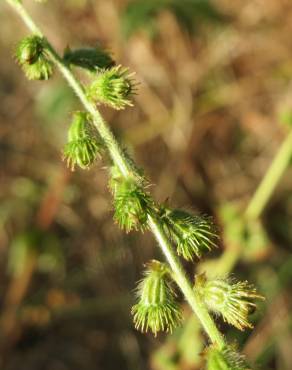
[160,207,218,261]
[111,175,152,232]
[132,260,182,336]
[15,35,53,80]
[87,65,136,110]
[195,274,264,331]
[63,112,103,170]
[206,345,251,370]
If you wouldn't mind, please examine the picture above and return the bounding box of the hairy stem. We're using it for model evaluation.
[149,216,225,347]
[6,0,225,348]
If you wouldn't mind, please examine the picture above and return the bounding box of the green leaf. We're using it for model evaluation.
[64,46,115,72]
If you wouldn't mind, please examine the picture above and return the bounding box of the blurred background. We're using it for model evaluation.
[1,0,292,369]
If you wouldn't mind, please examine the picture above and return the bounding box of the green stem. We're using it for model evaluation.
[6,0,226,348]
[213,128,292,277]
[149,216,225,347]
[245,128,292,220]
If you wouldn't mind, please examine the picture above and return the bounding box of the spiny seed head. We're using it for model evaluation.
[63,112,103,170]
[64,46,115,72]
[131,260,182,336]
[111,175,152,232]
[16,35,43,65]
[196,274,264,331]
[15,35,53,80]
[206,345,251,370]
[160,206,218,261]
[87,65,136,110]
[21,59,53,80]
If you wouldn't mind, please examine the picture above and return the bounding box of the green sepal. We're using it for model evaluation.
[132,260,182,336]
[195,274,264,331]
[63,111,103,170]
[87,65,136,110]
[111,174,153,232]
[15,35,53,80]
[22,58,53,80]
[16,35,43,65]
[159,206,218,261]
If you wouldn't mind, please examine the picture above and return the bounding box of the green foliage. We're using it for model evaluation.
[206,345,251,370]
[64,46,115,72]
[8,229,64,276]
[132,260,182,335]
[15,35,53,80]
[63,111,103,170]
[121,0,224,38]
[159,206,218,260]
[196,274,264,331]
[87,65,136,110]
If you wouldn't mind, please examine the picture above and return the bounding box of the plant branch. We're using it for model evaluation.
[245,128,292,220]
[207,127,292,277]
[6,0,225,348]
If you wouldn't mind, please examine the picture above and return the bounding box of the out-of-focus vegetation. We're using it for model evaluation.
[1,0,292,369]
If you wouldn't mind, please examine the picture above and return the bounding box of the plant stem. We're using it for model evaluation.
[149,216,225,347]
[245,128,292,220]
[6,0,226,348]
[210,128,292,277]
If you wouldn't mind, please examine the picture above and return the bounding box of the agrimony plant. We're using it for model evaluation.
[6,0,264,368]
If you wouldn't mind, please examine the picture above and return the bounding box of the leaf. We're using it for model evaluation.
[64,46,115,72]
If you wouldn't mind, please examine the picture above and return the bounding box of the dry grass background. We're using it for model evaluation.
[1,0,292,369]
